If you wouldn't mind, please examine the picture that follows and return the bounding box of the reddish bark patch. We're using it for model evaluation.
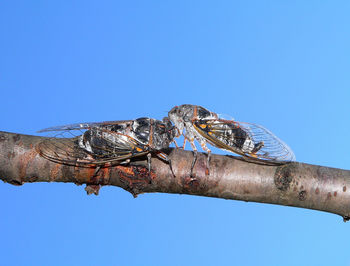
[100,167,111,184]
[87,167,97,182]
[116,165,152,197]
[18,149,38,182]
[86,166,111,186]
[50,164,61,181]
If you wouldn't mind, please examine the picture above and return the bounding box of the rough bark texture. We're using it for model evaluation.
[1,131,350,220]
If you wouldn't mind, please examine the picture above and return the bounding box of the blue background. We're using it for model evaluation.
[1,1,350,265]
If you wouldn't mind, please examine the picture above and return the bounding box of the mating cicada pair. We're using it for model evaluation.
[37,104,295,176]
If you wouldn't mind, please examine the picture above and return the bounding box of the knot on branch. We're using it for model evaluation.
[274,163,296,192]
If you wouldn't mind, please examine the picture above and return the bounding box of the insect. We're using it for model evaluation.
[168,104,295,174]
[37,117,176,175]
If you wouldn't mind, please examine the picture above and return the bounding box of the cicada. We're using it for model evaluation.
[168,104,295,173]
[37,117,176,174]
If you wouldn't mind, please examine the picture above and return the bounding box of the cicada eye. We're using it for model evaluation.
[168,106,180,116]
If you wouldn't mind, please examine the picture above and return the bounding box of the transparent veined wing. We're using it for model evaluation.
[37,120,133,133]
[37,120,149,167]
[237,121,295,162]
[193,119,295,164]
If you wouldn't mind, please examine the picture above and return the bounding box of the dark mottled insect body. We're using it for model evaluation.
[195,120,257,153]
[168,104,295,173]
[37,118,176,174]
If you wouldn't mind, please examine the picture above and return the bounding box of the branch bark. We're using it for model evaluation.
[1,131,350,221]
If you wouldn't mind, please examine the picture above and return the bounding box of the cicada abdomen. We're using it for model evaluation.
[193,119,295,164]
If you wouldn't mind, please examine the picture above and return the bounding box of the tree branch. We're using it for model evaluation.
[1,131,350,221]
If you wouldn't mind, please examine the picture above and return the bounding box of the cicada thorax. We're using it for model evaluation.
[168,105,218,145]
[169,105,216,128]
[151,118,176,150]
[130,117,175,150]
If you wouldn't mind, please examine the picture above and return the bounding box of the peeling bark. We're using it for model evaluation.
[1,131,350,221]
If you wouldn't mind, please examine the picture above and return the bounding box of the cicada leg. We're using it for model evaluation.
[147,153,152,173]
[182,138,187,150]
[199,141,211,176]
[173,139,179,148]
[155,151,175,177]
[119,159,131,165]
[188,138,198,177]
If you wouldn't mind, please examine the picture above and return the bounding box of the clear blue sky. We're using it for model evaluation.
[1,1,350,265]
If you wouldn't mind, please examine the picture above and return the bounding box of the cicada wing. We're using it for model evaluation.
[37,123,92,133]
[37,128,148,167]
[193,119,295,163]
[37,136,95,166]
[37,120,134,133]
[237,122,295,162]
[80,128,149,161]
